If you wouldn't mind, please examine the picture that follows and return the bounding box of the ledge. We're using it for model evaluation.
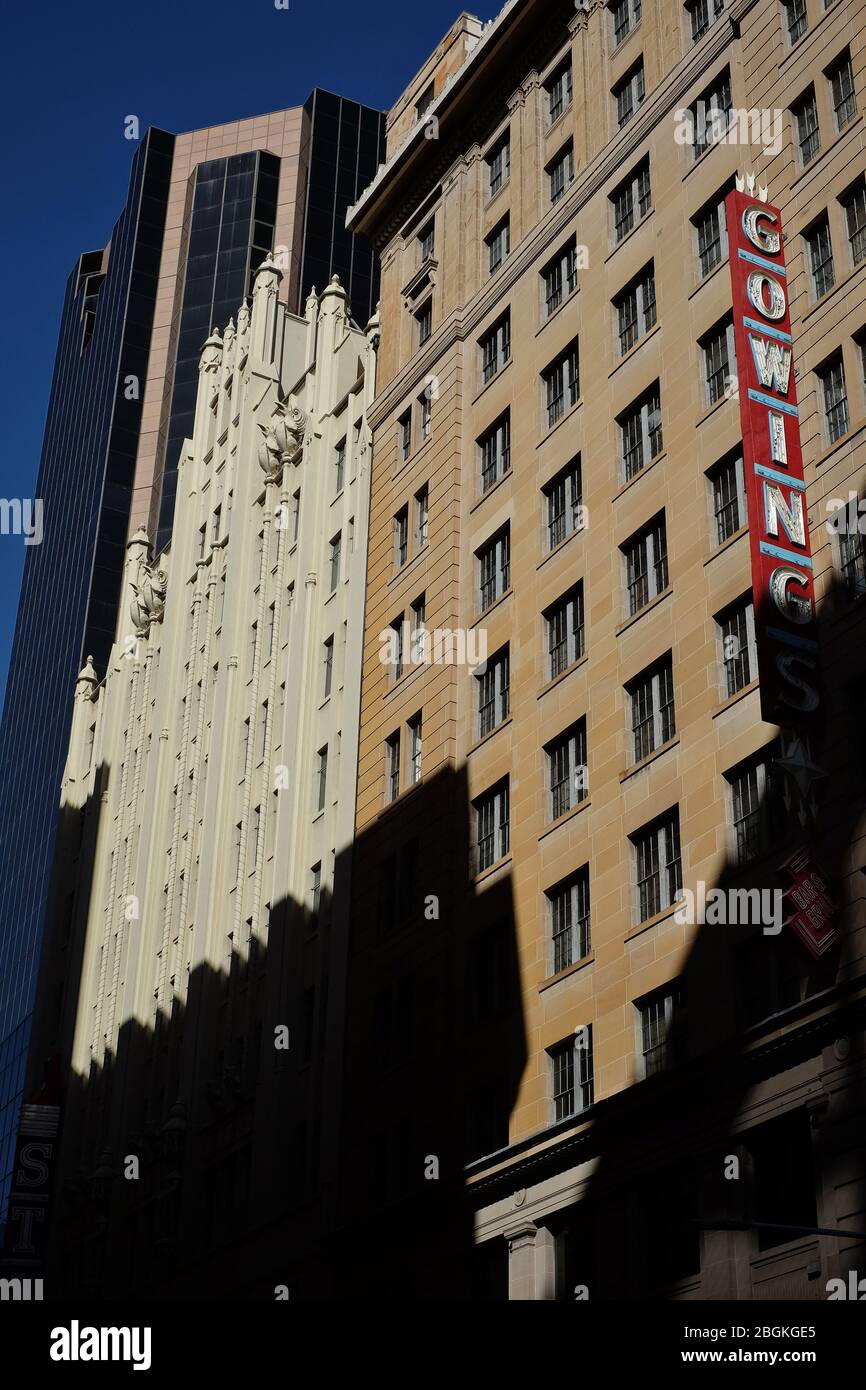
[711,677,759,720]
[538,795,591,843]
[624,901,680,943]
[607,321,661,380]
[537,651,588,698]
[536,523,585,573]
[468,715,513,757]
[615,585,672,638]
[610,449,666,504]
[703,524,748,566]
[619,735,680,784]
[538,951,595,994]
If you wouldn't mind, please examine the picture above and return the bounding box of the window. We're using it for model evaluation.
[548,142,575,205]
[629,655,675,763]
[545,583,585,678]
[291,488,301,544]
[548,868,591,974]
[419,390,432,442]
[385,731,401,803]
[544,456,583,550]
[694,195,729,277]
[819,354,849,443]
[806,216,835,298]
[838,514,866,598]
[637,985,684,1077]
[547,61,573,123]
[487,217,510,274]
[843,181,866,267]
[718,596,757,697]
[322,636,334,699]
[479,412,511,493]
[416,300,432,346]
[784,0,807,44]
[709,451,746,544]
[543,339,580,427]
[475,780,510,872]
[389,615,405,680]
[394,506,408,568]
[419,221,435,261]
[408,713,422,785]
[310,863,322,920]
[615,264,656,356]
[328,532,341,591]
[487,134,510,196]
[692,69,733,157]
[613,60,645,129]
[623,515,668,615]
[477,646,510,737]
[334,438,346,495]
[633,811,682,922]
[415,83,435,120]
[619,385,662,480]
[480,312,511,383]
[611,0,641,44]
[478,527,510,610]
[315,745,328,813]
[398,410,412,463]
[612,159,652,243]
[541,237,579,317]
[793,89,820,166]
[687,0,723,42]
[546,720,588,820]
[415,484,429,548]
[727,749,784,865]
[549,1031,594,1122]
[410,593,426,662]
[702,317,736,406]
[829,51,856,131]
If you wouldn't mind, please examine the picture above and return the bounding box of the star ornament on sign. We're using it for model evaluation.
[775,732,827,825]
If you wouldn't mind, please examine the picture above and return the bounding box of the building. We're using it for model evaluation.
[0,91,384,1244]
[342,0,866,1298]
[5,255,377,1296]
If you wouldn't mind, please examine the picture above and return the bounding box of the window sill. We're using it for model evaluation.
[473,586,513,629]
[620,735,680,784]
[536,284,580,338]
[610,19,642,56]
[605,207,654,264]
[790,114,863,194]
[483,177,511,215]
[537,396,583,448]
[473,852,513,887]
[536,522,585,572]
[538,796,591,843]
[388,546,427,590]
[695,390,736,429]
[543,100,573,145]
[687,254,730,301]
[471,354,513,407]
[392,434,432,482]
[607,321,662,379]
[537,651,588,699]
[470,466,512,516]
[615,585,672,637]
[711,677,759,719]
[703,524,748,566]
[468,715,513,756]
[538,951,595,994]
[624,900,681,943]
[801,249,866,327]
[810,416,866,470]
[610,449,666,504]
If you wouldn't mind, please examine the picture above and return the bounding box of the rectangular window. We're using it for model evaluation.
[394,505,408,568]
[549,1030,594,1122]
[838,515,866,599]
[692,69,733,157]
[487,216,510,274]
[702,318,736,406]
[315,745,328,813]
[419,391,432,442]
[829,50,856,131]
[694,195,729,277]
[727,749,783,865]
[291,489,301,544]
[629,655,675,763]
[310,863,322,920]
[479,412,511,493]
[419,221,435,261]
[322,636,334,700]
[328,532,341,591]
[614,60,645,129]
[543,339,580,428]
[794,89,820,165]
[547,61,573,122]
[638,986,684,1077]
[718,596,757,697]
[843,181,866,267]
[475,780,510,872]
[820,354,849,443]
[688,0,723,42]
[408,713,422,785]
[487,134,510,196]
[623,515,668,614]
[480,312,511,383]
[416,300,432,346]
[399,410,412,463]
[541,236,579,317]
[546,720,588,820]
[410,593,426,663]
[615,263,656,355]
[548,867,591,974]
[784,0,807,44]
[709,452,746,544]
[806,216,835,298]
[612,159,652,243]
[548,142,575,205]
[619,384,662,480]
[385,731,401,803]
[478,527,511,611]
[389,615,405,680]
[544,456,582,550]
[545,583,585,679]
[334,438,346,495]
[415,484,429,548]
[477,646,510,737]
[633,810,682,922]
[611,0,641,45]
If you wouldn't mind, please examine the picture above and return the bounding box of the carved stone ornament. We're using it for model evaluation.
[130,562,167,635]
[257,400,307,479]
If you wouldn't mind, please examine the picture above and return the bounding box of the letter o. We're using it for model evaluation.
[746,271,786,321]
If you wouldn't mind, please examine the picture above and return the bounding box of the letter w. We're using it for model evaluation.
[749,335,792,395]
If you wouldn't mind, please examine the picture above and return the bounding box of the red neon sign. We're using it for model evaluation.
[726,189,818,725]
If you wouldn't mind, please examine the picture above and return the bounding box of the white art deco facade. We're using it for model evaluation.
[27,257,377,1296]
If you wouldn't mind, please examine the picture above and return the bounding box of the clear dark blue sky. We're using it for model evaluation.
[0,0,497,714]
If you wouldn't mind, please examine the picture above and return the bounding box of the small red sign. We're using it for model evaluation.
[780,848,837,959]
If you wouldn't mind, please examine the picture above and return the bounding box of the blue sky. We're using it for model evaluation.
[0,0,498,714]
